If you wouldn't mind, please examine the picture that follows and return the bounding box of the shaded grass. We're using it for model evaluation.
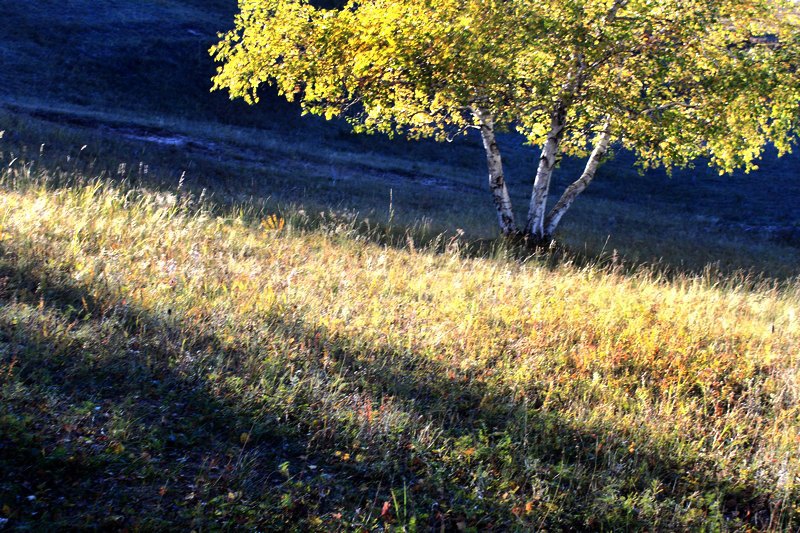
[0,257,324,529]
[1,168,799,530]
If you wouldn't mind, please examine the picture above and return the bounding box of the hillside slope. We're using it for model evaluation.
[0,170,798,529]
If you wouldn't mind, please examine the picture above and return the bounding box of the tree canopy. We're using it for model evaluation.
[212,0,800,241]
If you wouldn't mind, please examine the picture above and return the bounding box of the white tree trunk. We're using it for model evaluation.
[525,105,566,239]
[475,108,517,235]
[544,122,612,236]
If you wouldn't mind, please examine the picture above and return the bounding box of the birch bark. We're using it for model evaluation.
[525,105,566,240]
[544,122,612,236]
[475,108,517,235]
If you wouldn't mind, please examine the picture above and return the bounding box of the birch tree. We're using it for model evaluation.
[211,0,800,243]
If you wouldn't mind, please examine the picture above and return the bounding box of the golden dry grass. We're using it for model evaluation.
[1,172,799,529]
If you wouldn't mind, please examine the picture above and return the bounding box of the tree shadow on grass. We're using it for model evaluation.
[0,250,792,531]
[270,316,788,531]
[0,259,327,530]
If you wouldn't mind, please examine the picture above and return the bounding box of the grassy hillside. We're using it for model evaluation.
[0,164,799,530]
[0,1,799,530]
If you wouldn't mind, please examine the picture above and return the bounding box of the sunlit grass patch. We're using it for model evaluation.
[0,168,798,530]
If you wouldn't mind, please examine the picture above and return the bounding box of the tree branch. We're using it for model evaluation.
[544,119,612,236]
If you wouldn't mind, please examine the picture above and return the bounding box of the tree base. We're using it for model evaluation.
[500,231,555,251]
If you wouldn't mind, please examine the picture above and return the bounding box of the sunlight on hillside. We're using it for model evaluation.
[1,0,799,529]
[1,166,798,529]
